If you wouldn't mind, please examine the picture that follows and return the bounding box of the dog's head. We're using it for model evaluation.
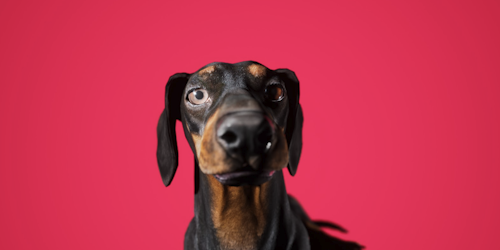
[157,61,303,187]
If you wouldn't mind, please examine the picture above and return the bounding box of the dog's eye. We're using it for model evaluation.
[265,84,285,102]
[188,89,209,105]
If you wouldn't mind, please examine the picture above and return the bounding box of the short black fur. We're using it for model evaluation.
[156,62,363,250]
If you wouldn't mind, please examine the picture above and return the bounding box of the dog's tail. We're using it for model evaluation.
[288,195,365,250]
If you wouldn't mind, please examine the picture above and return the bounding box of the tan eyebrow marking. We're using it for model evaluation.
[198,65,216,75]
[248,64,266,77]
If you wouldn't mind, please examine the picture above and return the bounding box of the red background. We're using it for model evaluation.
[1,0,499,249]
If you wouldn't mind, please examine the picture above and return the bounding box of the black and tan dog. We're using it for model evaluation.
[157,61,362,250]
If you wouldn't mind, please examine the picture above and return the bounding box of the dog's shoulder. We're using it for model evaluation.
[287,195,364,250]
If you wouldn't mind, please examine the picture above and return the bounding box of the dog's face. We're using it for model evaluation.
[157,61,303,187]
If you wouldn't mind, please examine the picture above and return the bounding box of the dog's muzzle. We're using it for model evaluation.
[214,111,276,185]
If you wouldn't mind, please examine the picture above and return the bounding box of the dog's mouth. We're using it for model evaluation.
[213,169,275,186]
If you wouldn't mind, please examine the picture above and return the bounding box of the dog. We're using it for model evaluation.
[157,61,362,250]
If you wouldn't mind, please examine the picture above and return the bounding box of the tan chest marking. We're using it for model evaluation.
[208,175,269,250]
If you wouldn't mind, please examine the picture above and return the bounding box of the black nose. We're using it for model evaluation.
[216,112,274,161]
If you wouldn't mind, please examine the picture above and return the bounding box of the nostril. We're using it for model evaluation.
[220,130,237,144]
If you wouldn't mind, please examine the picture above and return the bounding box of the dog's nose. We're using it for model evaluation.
[216,112,274,162]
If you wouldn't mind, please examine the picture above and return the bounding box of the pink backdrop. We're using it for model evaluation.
[1,0,499,249]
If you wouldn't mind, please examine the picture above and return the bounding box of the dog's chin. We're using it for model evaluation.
[213,170,275,186]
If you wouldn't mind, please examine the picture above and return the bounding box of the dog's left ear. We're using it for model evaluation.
[157,73,190,186]
[276,69,303,176]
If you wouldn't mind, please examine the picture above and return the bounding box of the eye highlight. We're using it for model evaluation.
[265,84,285,102]
[187,89,209,105]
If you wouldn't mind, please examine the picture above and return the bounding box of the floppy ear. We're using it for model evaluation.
[288,105,303,176]
[276,69,303,176]
[157,73,190,186]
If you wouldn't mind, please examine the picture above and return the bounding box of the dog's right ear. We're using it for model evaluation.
[157,73,190,187]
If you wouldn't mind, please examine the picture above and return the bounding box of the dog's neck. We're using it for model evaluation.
[186,170,309,250]
[205,174,267,250]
